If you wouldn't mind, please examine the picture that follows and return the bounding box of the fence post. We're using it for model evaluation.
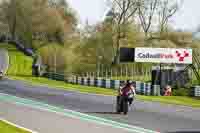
[136,81,141,94]
[114,80,120,89]
[152,85,161,96]
[146,83,151,96]
[195,86,200,97]
[97,78,102,87]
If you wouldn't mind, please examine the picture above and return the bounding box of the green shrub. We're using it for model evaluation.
[172,88,191,96]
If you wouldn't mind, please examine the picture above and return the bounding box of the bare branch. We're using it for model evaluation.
[158,0,180,33]
[138,6,146,32]
[110,0,139,63]
[137,0,159,37]
[113,0,123,10]
[146,0,158,32]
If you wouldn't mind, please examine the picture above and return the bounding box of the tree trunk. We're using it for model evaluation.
[115,29,121,64]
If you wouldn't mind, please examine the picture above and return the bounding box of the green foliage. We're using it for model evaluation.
[139,95,200,108]
[0,0,32,47]
[0,0,198,84]
[172,88,191,96]
[32,0,77,47]
[38,43,67,72]
[71,21,115,74]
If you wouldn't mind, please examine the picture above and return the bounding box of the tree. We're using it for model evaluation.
[32,0,64,45]
[0,0,18,39]
[109,0,138,64]
[71,20,115,74]
[0,0,32,46]
[137,0,159,39]
[49,0,78,39]
[32,0,77,50]
[158,0,182,34]
[137,0,182,47]
[32,0,78,74]
[96,21,114,65]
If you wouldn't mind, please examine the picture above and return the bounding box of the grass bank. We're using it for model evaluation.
[0,120,30,133]
[0,43,32,76]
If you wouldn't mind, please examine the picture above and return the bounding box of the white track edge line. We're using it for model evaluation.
[0,118,39,133]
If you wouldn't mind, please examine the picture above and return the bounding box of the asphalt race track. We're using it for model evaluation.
[0,79,200,133]
[0,99,136,133]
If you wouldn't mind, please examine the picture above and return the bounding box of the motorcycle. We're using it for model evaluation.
[116,86,135,115]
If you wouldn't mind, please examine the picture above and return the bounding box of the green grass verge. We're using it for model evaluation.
[138,95,200,108]
[0,43,33,76]
[2,43,200,108]
[0,120,30,133]
[11,76,117,96]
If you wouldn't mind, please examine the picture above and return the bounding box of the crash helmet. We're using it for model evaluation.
[126,80,132,84]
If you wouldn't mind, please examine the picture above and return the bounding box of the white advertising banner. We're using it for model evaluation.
[135,48,193,64]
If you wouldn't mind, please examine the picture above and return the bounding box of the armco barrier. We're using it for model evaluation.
[97,79,102,87]
[195,86,200,97]
[43,73,64,81]
[90,78,95,86]
[146,83,151,96]
[84,77,88,86]
[106,79,111,88]
[135,81,141,93]
[101,79,106,88]
[110,80,115,89]
[44,73,154,96]
[114,80,120,89]
[78,77,81,85]
[152,85,161,96]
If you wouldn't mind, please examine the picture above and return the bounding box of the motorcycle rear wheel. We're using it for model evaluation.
[123,100,128,115]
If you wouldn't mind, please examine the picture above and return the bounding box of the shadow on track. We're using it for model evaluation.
[85,112,120,115]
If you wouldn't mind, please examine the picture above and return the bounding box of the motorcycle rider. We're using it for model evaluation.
[119,80,136,105]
